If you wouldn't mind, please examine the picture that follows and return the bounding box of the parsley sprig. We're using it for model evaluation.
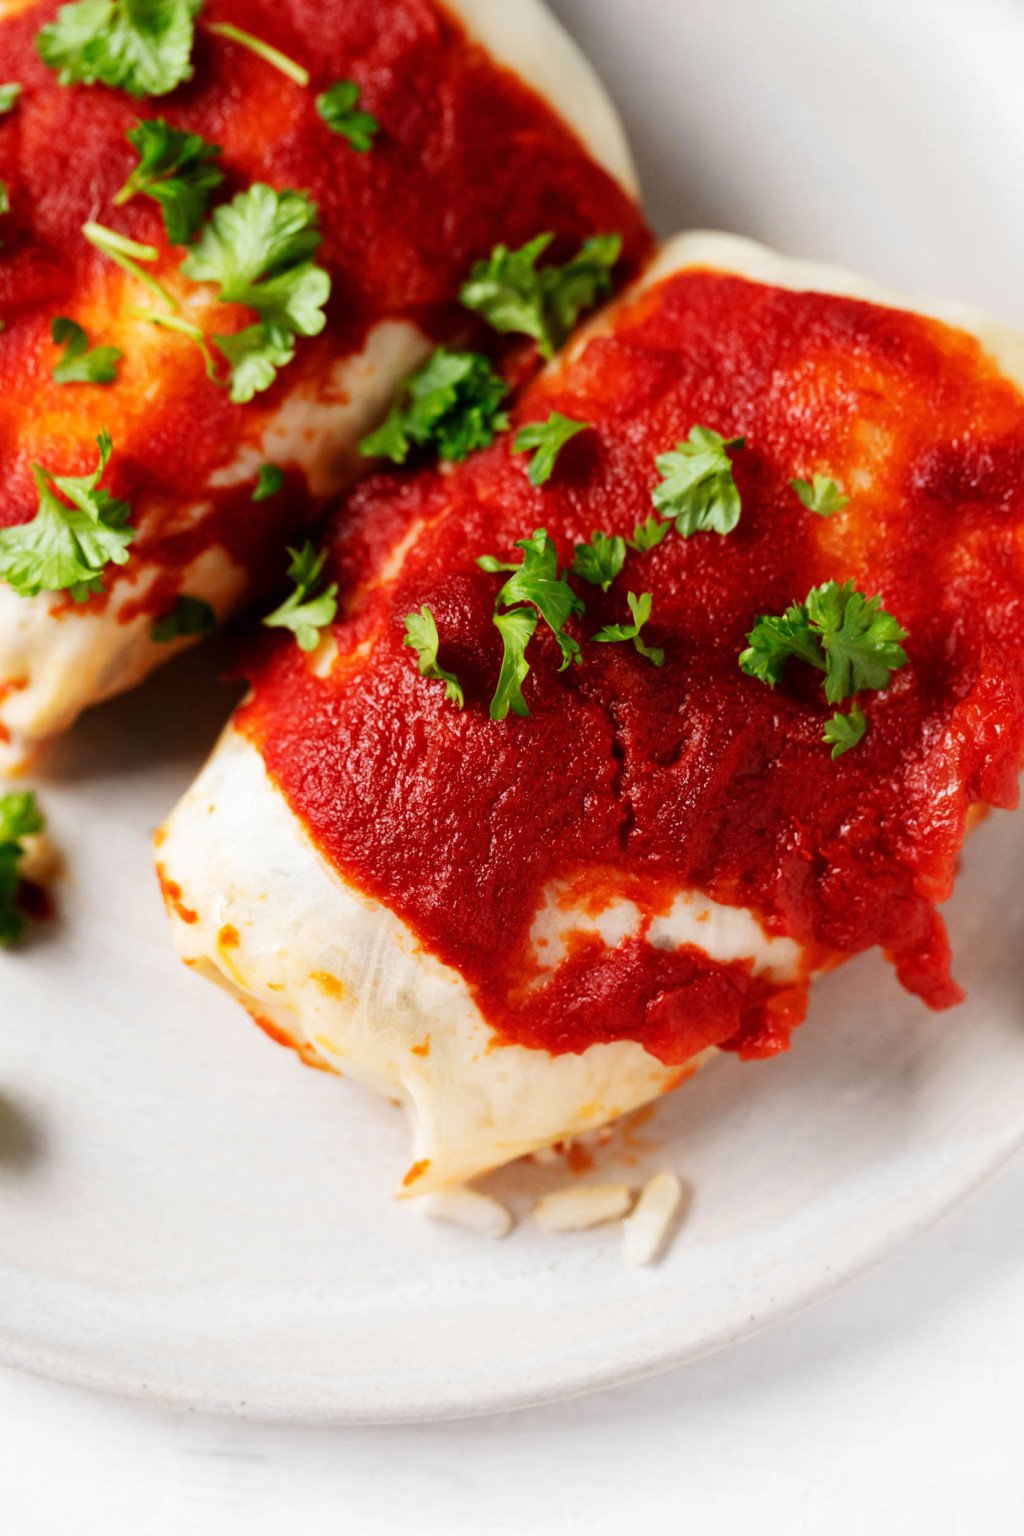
[514,411,591,485]
[652,426,745,537]
[181,184,331,402]
[403,607,463,709]
[0,83,21,115]
[479,528,583,718]
[0,790,45,948]
[361,347,509,465]
[204,20,309,86]
[571,530,625,592]
[114,118,224,245]
[151,594,214,643]
[316,80,378,150]
[740,579,908,755]
[263,542,337,652]
[593,590,664,667]
[791,474,849,518]
[460,232,621,358]
[51,317,122,384]
[0,432,134,601]
[37,0,201,98]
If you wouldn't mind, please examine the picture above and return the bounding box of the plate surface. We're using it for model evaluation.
[2,0,1024,1424]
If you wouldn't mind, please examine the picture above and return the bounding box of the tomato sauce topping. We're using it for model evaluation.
[240,265,1024,1066]
[0,0,648,613]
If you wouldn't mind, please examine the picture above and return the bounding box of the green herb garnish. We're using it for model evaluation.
[252,463,284,501]
[361,347,509,464]
[480,527,583,672]
[0,83,22,115]
[203,20,308,85]
[570,529,625,592]
[0,431,134,601]
[37,0,201,98]
[791,474,849,518]
[403,606,463,709]
[51,317,122,384]
[181,183,330,402]
[460,231,621,358]
[513,411,591,485]
[652,426,745,537]
[262,542,337,651]
[0,790,45,948]
[315,80,378,151]
[114,118,223,245]
[823,702,867,759]
[593,590,664,666]
[83,220,178,310]
[490,606,538,721]
[151,594,215,642]
[626,514,671,553]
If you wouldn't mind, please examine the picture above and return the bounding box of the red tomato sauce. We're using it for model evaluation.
[240,265,1024,1065]
[0,0,648,614]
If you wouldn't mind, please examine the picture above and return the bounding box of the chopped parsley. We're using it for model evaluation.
[571,529,625,592]
[262,542,337,652]
[514,411,591,485]
[403,606,463,709]
[593,590,664,666]
[480,527,583,672]
[490,607,538,721]
[114,118,223,245]
[37,0,201,98]
[652,426,745,537]
[51,316,122,384]
[252,463,284,501]
[0,431,134,601]
[0,83,22,115]
[83,220,177,310]
[361,347,509,465]
[316,80,378,150]
[181,184,331,403]
[740,579,908,754]
[791,473,849,517]
[204,20,309,87]
[151,594,215,642]
[460,231,621,358]
[627,513,671,553]
[0,790,45,948]
[823,702,867,759]
[131,307,219,377]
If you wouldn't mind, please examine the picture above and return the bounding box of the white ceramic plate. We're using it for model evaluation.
[2,0,1024,1424]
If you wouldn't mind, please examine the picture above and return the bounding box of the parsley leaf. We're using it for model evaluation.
[593,590,664,666]
[571,529,625,592]
[627,513,671,553]
[403,606,463,709]
[0,790,45,948]
[252,463,284,501]
[151,594,215,642]
[37,0,201,99]
[114,118,223,245]
[740,580,908,739]
[791,473,849,518]
[182,184,331,403]
[0,83,21,115]
[0,431,134,601]
[484,527,584,671]
[823,702,867,759]
[490,606,538,720]
[262,542,337,652]
[652,426,745,537]
[806,580,909,704]
[204,21,309,86]
[51,316,122,384]
[361,347,509,464]
[514,411,591,485]
[316,80,378,151]
[460,231,621,358]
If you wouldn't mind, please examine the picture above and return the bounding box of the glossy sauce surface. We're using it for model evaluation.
[242,267,1024,1065]
[0,0,648,613]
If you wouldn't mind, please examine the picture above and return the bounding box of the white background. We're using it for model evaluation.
[5,0,1024,1526]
